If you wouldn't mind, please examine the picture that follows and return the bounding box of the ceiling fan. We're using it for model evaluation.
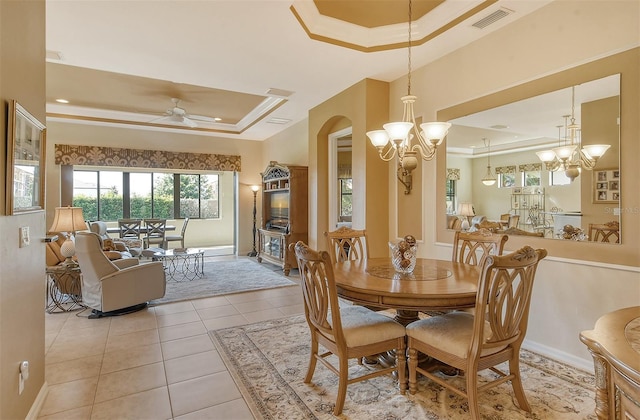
[153,98,221,128]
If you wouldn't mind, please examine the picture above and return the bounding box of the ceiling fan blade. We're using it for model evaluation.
[182,116,198,128]
[187,114,221,123]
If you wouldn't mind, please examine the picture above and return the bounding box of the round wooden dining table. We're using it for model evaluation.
[333,257,481,325]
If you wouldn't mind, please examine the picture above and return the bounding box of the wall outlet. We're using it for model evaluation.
[19,227,30,248]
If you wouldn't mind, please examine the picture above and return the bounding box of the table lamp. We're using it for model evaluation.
[457,202,475,231]
[49,206,86,266]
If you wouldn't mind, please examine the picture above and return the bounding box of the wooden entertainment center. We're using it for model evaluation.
[256,161,308,275]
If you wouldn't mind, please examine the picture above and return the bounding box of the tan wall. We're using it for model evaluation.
[0,1,47,418]
[308,79,390,256]
[44,121,265,254]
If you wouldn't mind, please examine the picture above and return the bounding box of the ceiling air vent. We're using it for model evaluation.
[471,8,513,29]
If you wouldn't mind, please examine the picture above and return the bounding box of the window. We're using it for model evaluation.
[522,170,541,187]
[445,179,456,214]
[499,173,516,188]
[339,178,352,219]
[73,169,218,221]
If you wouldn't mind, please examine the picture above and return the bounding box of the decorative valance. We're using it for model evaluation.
[338,164,352,179]
[54,144,241,172]
[519,163,542,172]
[446,168,460,180]
[495,165,516,175]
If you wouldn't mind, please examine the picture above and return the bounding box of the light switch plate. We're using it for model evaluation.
[19,227,30,248]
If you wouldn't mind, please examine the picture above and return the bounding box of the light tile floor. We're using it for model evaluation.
[40,257,303,420]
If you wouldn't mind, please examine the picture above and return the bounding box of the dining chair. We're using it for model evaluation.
[508,214,520,228]
[588,221,620,243]
[406,246,548,419]
[452,230,508,267]
[142,218,167,249]
[118,218,142,240]
[164,217,189,249]
[291,241,407,416]
[499,213,510,228]
[324,226,369,263]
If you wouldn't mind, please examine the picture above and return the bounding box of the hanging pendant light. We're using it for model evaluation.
[366,0,451,195]
[481,138,496,186]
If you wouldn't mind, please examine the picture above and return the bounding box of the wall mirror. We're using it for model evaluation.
[443,74,620,243]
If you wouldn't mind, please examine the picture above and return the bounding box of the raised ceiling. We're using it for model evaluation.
[45,0,552,140]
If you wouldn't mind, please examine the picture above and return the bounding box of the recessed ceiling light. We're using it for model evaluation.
[55,98,69,104]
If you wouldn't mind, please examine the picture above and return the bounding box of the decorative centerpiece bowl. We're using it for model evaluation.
[389,235,417,274]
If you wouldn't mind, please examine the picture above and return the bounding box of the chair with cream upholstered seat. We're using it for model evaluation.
[292,241,407,416]
[324,226,369,263]
[452,230,508,267]
[406,246,547,419]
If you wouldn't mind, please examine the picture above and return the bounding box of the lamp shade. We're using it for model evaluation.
[251,185,260,192]
[420,122,452,145]
[536,150,556,162]
[383,122,413,141]
[552,144,577,160]
[49,207,86,233]
[582,144,610,159]
[366,130,390,148]
[457,202,475,217]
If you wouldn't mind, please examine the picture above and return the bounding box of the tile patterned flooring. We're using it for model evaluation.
[40,257,303,419]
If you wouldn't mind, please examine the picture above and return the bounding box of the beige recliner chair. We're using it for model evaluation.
[75,232,166,318]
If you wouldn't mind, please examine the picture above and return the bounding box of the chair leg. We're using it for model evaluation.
[466,372,480,420]
[396,338,407,395]
[304,337,318,383]
[333,355,349,416]
[408,346,418,395]
[509,357,531,412]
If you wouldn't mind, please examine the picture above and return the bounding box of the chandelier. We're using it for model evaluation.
[481,138,496,186]
[366,0,451,195]
[536,86,610,182]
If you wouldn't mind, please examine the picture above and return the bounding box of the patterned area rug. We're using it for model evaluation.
[150,259,297,305]
[209,315,597,420]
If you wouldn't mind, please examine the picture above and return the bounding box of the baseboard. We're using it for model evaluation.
[523,339,594,374]
[25,381,48,420]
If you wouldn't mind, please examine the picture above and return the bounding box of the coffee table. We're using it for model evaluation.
[152,248,205,281]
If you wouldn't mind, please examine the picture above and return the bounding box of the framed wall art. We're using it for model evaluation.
[5,100,46,214]
[593,168,620,204]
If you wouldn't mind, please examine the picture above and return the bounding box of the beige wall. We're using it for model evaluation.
[308,79,391,256]
[0,1,47,418]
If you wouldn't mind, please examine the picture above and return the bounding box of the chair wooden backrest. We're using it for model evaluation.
[324,226,369,263]
[118,219,141,239]
[589,221,620,243]
[294,242,345,346]
[473,246,547,358]
[143,219,167,247]
[508,214,520,228]
[452,230,508,266]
